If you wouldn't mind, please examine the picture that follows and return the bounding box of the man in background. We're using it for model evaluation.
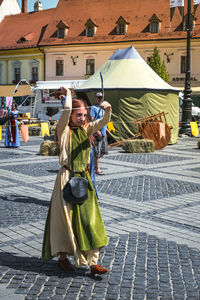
[90,92,108,175]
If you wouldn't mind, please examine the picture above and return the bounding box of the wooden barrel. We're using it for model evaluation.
[141,121,171,150]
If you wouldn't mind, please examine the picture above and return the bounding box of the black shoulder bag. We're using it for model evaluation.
[63,171,88,205]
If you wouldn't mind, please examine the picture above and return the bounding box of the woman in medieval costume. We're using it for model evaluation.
[42,87,111,275]
[5,101,20,148]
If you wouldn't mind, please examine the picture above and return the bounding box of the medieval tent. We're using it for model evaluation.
[76,46,180,144]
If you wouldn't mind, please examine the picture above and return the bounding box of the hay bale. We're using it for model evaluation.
[122,139,155,153]
[40,140,59,156]
[48,142,60,156]
[29,126,41,136]
[40,140,52,156]
[198,139,200,149]
[49,121,58,134]
[49,125,57,135]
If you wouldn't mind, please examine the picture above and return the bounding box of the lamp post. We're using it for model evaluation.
[179,0,192,135]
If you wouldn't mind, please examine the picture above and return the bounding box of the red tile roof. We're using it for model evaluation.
[0,8,55,49]
[0,0,200,50]
[39,0,200,46]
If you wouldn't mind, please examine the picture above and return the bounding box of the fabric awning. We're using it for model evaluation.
[0,85,33,97]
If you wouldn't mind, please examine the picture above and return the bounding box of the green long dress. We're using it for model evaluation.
[69,127,108,251]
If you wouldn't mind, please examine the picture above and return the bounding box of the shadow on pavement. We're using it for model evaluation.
[46,169,58,173]
[1,195,49,207]
[0,252,103,281]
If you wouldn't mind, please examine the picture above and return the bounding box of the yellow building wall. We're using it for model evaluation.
[0,48,44,84]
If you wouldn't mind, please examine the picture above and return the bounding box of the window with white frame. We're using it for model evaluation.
[85,19,97,37]
[86,26,94,37]
[116,16,129,35]
[12,61,21,83]
[117,23,125,35]
[56,20,69,39]
[32,67,38,82]
[149,14,161,33]
[30,59,39,83]
[14,68,20,82]
[86,59,95,75]
[58,27,65,38]
[151,22,159,33]
[56,59,64,76]
[181,56,186,73]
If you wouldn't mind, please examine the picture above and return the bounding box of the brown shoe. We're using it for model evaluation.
[91,265,109,276]
[58,258,75,271]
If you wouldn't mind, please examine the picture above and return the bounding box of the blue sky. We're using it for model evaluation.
[17,0,59,12]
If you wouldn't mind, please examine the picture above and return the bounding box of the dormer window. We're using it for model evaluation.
[56,20,70,39]
[149,14,161,33]
[85,19,98,37]
[17,37,28,43]
[183,13,196,31]
[87,26,94,37]
[151,22,159,33]
[116,16,129,35]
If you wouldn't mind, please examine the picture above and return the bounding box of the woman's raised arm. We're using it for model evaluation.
[56,87,72,141]
[86,101,112,136]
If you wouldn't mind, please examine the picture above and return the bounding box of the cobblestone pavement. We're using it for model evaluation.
[0,134,200,300]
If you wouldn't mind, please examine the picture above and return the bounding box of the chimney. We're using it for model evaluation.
[22,0,27,13]
[34,0,43,12]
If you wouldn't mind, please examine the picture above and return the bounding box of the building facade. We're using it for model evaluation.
[0,0,200,99]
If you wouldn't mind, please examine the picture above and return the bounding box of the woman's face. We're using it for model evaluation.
[70,107,87,127]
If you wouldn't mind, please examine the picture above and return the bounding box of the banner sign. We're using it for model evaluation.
[170,0,184,7]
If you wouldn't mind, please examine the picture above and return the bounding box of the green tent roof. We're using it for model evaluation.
[76,46,179,93]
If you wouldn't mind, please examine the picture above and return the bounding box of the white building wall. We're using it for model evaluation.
[45,47,116,81]
[0,0,21,23]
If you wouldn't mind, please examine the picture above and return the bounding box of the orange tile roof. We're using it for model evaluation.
[39,0,200,46]
[0,0,200,50]
[0,8,55,49]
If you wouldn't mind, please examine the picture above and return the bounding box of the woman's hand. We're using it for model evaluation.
[60,86,71,96]
[101,101,111,112]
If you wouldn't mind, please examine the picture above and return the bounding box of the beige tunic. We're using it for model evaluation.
[48,91,111,267]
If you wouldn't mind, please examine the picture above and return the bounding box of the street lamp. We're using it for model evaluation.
[179,0,192,135]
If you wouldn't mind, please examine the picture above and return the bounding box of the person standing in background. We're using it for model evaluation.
[5,101,20,147]
[90,92,108,175]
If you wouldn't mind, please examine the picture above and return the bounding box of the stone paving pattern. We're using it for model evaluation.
[0,134,200,299]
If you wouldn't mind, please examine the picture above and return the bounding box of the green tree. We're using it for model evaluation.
[148,47,170,83]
